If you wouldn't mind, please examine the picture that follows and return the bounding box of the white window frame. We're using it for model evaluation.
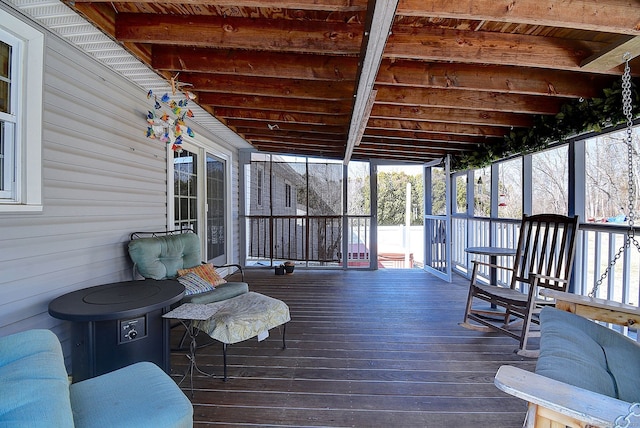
[0,9,44,212]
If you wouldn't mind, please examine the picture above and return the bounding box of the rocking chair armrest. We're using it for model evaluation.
[470,260,516,285]
[494,365,634,428]
[530,273,569,286]
[470,259,516,273]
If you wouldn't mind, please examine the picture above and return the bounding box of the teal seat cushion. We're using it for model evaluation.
[182,281,249,304]
[128,233,201,280]
[0,329,74,427]
[70,361,193,428]
[590,317,640,402]
[536,307,640,402]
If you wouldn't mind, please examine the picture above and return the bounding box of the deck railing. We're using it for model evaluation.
[246,215,372,267]
[452,215,639,339]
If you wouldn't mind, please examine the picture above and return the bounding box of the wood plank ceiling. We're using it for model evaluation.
[64,0,640,164]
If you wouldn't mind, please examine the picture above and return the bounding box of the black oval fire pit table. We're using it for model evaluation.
[49,279,184,382]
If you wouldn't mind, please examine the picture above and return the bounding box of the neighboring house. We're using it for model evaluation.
[245,156,343,263]
[0,2,243,367]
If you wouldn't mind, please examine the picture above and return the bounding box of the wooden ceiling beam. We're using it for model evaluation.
[243,134,345,144]
[230,122,347,135]
[397,0,640,36]
[152,48,358,81]
[351,149,439,162]
[251,139,344,148]
[115,14,363,54]
[63,2,156,64]
[227,118,348,133]
[371,105,533,128]
[364,129,499,145]
[375,86,563,115]
[385,26,614,74]
[72,0,368,12]
[344,0,398,164]
[361,138,475,151]
[62,0,639,164]
[250,142,344,157]
[254,148,343,159]
[581,36,640,72]
[376,60,615,98]
[180,73,354,101]
[213,108,350,127]
[367,118,507,137]
[199,94,353,115]
[354,144,455,156]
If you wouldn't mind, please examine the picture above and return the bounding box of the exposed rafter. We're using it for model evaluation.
[51,0,640,164]
[581,36,640,72]
[344,0,399,164]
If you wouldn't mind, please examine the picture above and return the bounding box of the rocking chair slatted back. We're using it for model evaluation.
[513,214,579,293]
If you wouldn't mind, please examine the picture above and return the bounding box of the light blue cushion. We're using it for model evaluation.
[128,233,202,279]
[589,317,640,402]
[0,329,74,427]
[182,281,249,304]
[70,361,193,428]
[537,307,640,402]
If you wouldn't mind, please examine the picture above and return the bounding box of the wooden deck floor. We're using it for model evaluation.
[169,269,535,427]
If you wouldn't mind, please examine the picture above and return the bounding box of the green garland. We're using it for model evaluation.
[451,77,640,171]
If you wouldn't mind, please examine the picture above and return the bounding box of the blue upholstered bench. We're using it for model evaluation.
[0,329,193,427]
[495,307,640,427]
[535,307,640,404]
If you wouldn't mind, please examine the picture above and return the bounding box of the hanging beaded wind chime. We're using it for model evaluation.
[145,73,196,153]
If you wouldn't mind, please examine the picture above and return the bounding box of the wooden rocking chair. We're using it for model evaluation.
[460,213,580,356]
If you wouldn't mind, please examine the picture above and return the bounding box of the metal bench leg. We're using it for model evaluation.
[282,323,287,349]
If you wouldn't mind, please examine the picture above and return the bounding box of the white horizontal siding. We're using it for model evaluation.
[0,4,245,370]
[0,12,169,361]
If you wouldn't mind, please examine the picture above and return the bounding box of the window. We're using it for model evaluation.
[454,174,467,214]
[256,166,263,206]
[1,38,17,199]
[532,146,568,215]
[584,126,640,223]
[284,182,291,208]
[174,149,198,231]
[474,167,490,217]
[0,11,44,212]
[497,158,522,218]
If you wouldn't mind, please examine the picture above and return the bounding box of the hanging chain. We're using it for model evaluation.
[614,402,640,428]
[590,53,640,298]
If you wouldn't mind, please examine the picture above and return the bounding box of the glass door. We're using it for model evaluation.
[206,153,226,264]
[424,157,452,282]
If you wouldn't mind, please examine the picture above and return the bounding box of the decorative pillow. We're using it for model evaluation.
[178,263,227,286]
[177,272,215,296]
